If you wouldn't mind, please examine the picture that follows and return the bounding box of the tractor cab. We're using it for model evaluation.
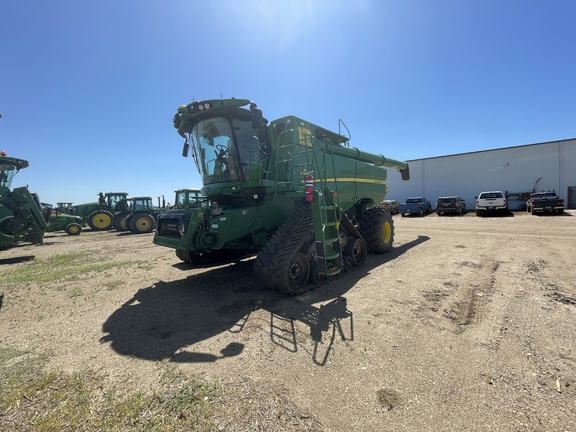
[55,202,74,215]
[174,189,206,208]
[130,197,154,211]
[104,192,129,211]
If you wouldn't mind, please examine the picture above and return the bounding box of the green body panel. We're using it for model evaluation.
[0,186,48,247]
[155,98,410,262]
[1,154,48,248]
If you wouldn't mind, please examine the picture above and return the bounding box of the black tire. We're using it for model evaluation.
[64,223,82,235]
[129,213,156,234]
[87,210,114,231]
[476,210,481,217]
[419,208,424,216]
[359,209,394,254]
[113,212,130,231]
[401,213,406,217]
[345,237,367,267]
[254,203,313,294]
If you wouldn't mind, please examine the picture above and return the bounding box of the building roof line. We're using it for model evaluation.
[407,137,576,162]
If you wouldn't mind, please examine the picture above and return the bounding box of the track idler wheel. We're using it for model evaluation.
[309,261,326,284]
[345,237,367,267]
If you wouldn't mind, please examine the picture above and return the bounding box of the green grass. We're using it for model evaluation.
[0,348,217,432]
[1,252,141,285]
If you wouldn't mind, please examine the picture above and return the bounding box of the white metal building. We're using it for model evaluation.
[384,138,576,211]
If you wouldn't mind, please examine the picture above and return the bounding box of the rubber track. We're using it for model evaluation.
[253,203,313,294]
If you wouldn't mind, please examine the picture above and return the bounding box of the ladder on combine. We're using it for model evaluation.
[274,129,347,279]
[302,134,344,279]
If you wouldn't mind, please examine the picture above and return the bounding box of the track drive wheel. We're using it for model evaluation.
[130,213,157,234]
[64,223,82,235]
[87,210,114,231]
[359,209,394,254]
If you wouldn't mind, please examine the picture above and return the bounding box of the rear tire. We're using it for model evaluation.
[87,210,114,231]
[129,213,156,234]
[113,212,130,231]
[359,209,394,254]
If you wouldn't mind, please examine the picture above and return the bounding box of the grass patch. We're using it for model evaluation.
[1,252,141,285]
[0,348,217,431]
[0,348,323,432]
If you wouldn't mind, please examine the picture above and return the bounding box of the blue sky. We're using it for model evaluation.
[1,0,575,206]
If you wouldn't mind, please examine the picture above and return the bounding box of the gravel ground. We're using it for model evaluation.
[1,210,575,431]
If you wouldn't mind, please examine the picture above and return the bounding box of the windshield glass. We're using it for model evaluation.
[0,163,17,188]
[189,116,262,185]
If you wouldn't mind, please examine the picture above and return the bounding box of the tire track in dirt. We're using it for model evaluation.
[443,260,501,333]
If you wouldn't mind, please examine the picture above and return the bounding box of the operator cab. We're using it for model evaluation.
[0,151,28,188]
[177,100,269,193]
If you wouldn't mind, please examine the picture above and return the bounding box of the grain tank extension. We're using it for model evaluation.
[154,98,410,294]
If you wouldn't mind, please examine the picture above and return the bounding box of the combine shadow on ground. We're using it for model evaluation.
[101,236,429,365]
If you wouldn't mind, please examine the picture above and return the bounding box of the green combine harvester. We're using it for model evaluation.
[0,150,48,248]
[154,98,410,294]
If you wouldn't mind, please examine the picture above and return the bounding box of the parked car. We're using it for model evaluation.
[400,197,432,217]
[379,199,400,214]
[436,196,466,215]
[525,191,564,215]
[475,191,507,216]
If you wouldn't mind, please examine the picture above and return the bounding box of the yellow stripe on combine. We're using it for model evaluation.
[322,178,387,185]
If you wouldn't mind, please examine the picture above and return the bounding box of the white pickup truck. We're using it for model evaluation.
[475,191,508,216]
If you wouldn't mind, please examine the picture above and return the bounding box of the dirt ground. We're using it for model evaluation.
[1,210,576,431]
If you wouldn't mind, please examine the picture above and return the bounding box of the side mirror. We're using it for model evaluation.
[250,103,263,129]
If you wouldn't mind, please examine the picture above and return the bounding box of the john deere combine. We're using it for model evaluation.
[154,98,410,293]
[0,150,48,248]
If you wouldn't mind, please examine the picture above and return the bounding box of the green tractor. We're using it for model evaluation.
[112,196,158,234]
[72,192,129,231]
[55,202,75,215]
[172,188,205,208]
[40,203,83,235]
[154,98,410,294]
[0,150,49,248]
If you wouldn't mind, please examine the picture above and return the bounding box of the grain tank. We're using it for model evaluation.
[154,98,410,294]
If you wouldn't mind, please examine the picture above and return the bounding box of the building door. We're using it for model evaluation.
[568,186,576,209]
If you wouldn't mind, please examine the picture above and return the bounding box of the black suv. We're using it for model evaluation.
[436,196,466,215]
